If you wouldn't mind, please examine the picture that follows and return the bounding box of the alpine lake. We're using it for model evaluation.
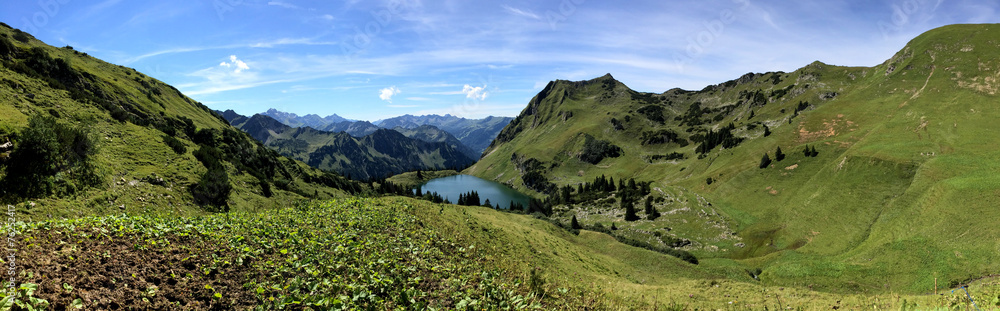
[418,175,532,209]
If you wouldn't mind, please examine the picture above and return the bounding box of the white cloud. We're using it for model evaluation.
[405,97,432,101]
[268,1,299,9]
[379,86,400,103]
[501,5,540,20]
[462,84,488,101]
[387,104,418,108]
[219,55,250,73]
[321,14,334,20]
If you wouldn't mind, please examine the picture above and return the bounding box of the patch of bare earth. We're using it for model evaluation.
[17,227,266,310]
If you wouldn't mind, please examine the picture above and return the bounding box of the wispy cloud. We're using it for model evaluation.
[501,5,540,20]
[268,1,299,9]
[387,104,419,108]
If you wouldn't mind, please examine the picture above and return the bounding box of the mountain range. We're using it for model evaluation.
[376,114,513,156]
[220,111,475,180]
[259,108,353,129]
[252,109,512,158]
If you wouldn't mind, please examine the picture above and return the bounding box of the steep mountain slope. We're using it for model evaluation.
[225,112,475,180]
[376,114,513,156]
[0,24,359,217]
[318,120,380,137]
[467,24,1000,293]
[260,108,351,128]
[391,125,480,160]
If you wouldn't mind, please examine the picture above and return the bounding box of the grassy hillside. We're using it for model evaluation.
[467,24,1000,294]
[0,24,359,218]
[4,20,1000,309]
[7,196,998,309]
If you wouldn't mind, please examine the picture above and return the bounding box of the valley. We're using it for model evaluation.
[1,16,999,310]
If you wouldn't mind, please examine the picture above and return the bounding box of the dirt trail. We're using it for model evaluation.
[899,65,936,108]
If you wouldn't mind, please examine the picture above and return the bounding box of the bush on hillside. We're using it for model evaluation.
[1,115,99,199]
[637,105,665,124]
[579,135,622,164]
[12,30,30,43]
[191,145,231,210]
[163,135,186,154]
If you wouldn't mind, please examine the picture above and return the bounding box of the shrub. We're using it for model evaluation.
[579,135,622,164]
[163,135,186,154]
[2,115,98,198]
[0,35,16,57]
[12,30,30,43]
[191,165,231,210]
[637,105,665,124]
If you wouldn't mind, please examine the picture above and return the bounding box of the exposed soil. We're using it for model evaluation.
[16,227,267,310]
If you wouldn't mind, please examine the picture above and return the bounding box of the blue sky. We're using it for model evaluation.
[2,0,996,121]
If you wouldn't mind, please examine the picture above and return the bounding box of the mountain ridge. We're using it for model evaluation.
[467,23,1000,293]
[224,111,475,180]
[0,24,360,216]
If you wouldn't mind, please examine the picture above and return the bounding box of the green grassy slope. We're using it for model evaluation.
[467,24,1000,293]
[10,196,998,309]
[0,24,357,219]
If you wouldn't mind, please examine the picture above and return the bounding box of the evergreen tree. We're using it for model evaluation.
[759,153,772,169]
[415,185,422,197]
[571,215,582,229]
[803,145,811,157]
[624,199,640,222]
[764,124,772,137]
[775,146,785,161]
[611,223,618,230]
[810,146,819,157]
[644,197,660,220]
[416,170,423,179]
[483,198,492,207]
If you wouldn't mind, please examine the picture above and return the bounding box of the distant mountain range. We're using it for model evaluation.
[376,114,513,156]
[259,108,353,129]
[252,109,513,158]
[220,111,474,180]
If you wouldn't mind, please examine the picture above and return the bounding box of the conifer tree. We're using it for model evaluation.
[571,215,582,229]
[759,153,772,169]
[775,146,785,161]
[624,199,640,222]
[644,197,660,220]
